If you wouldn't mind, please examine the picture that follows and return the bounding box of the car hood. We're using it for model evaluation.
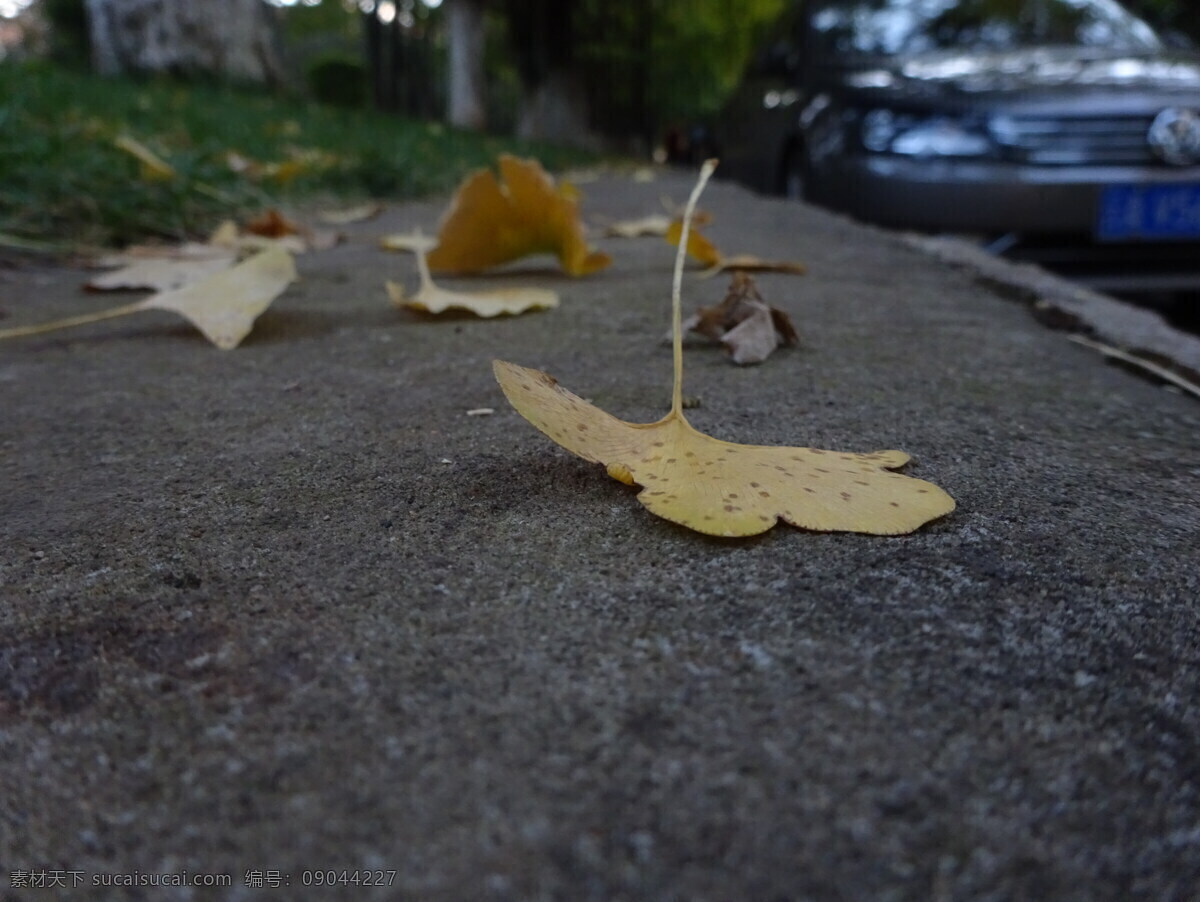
[841,47,1200,100]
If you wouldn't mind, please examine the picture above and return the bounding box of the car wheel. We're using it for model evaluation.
[782,145,809,201]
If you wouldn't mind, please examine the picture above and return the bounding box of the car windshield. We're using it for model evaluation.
[809,0,1164,56]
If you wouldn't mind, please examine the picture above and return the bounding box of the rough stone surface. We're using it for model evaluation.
[1,171,1198,901]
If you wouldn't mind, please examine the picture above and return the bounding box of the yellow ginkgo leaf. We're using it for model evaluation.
[426,155,611,276]
[494,161,954,537]
[88,243,236,292]
[145,245,296,348]
[0,246,296,350]
[665,220,807,276]
[113,135,176,182]
[388,245,557,318]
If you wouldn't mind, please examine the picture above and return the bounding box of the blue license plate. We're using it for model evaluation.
[1097,184,1200,241]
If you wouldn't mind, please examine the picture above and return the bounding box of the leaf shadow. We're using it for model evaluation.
[467,449,778,548]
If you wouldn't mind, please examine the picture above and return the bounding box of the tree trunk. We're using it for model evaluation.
[446,0,486,130]
[84,0,285,85]
[501,0,598,148]
[516,69,598,148]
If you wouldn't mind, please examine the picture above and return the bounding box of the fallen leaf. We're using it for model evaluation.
[665,220,807,276]
[680,272,799,365]
[225,150,257,175]
[213,231,308,255]
[659,195,713,225]
[0,246,296,349]
[665,218,721,267]
[208,220,240,247]
[147,246,296,348]
[244,209,303,239]
[387,245,557,318]
[379,231,439,253]
[494,161,954,537]
[604,215,672,238]
[209,214,321,254]
[426,155,611,276]
[113,135,176,181]
[319,203,384,225]
[88,243,236,292]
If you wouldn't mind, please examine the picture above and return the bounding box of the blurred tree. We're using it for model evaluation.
[492,0,784,148]
[499,0,595,146]
[42,0,90,65]
[446,0,485,129]
[83,0,286,84]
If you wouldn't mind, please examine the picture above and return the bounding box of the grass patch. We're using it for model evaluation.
[0,61,594,247]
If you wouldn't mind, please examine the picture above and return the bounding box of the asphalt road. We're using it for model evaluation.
[2,169,1198,901]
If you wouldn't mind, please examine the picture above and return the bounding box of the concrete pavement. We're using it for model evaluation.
[2,169,1198,900]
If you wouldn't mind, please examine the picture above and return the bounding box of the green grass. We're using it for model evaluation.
[0,61,594,247]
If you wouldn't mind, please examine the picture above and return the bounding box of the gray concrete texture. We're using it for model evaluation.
[1,170,1198,901]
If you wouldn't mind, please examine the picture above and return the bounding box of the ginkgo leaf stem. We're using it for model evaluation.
[671,159,718,418]
[413,232,436,292]
[0,301,145,340]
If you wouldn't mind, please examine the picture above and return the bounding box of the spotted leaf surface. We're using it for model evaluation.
[494,360,954,537]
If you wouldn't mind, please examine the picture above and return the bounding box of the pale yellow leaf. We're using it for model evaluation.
[208,220,240,247]
[88,245,236,292]
[0,247,296,349]
[604,215,671,238]
[142,246,297,349]
[319,203,384,225]
[387,247,557,318]
[379,231,439,253]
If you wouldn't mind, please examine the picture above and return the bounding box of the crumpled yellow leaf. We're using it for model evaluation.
[388,245,557,318]
[114,135,176,181]
[426,155,611,276]
[493,160,953,537]
[0,246,296,350]
[665,220,807,276]
[88,243,237,292]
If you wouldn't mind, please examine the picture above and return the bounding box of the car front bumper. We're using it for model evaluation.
[817,155,1200,237]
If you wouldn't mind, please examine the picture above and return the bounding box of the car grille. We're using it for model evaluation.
[992,115,1156,166]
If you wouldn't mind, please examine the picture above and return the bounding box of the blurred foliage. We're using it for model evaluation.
[0,60,592,246]
[279,0,363,44]
[41,0,88,66]
[492,0,787,138]
[575,0,788,131]
[306,52,368,107]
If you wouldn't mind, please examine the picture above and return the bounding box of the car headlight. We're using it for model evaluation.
[860,109,994,158]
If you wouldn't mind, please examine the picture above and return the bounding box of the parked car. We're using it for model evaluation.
[707,0,1200,293]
